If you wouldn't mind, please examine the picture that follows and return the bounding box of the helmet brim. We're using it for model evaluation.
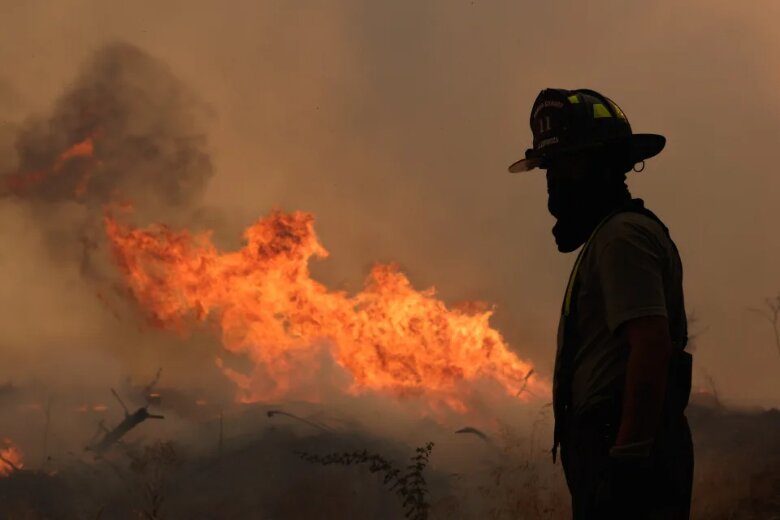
[507,133,666,174]
[508,155,542,173]
[629,133,666,163]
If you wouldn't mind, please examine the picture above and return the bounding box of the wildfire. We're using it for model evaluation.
[0,438,23,476]
[105,210,547,413]
[2,134,96,196]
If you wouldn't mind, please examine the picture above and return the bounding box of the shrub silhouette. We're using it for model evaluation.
[298,441,434,520]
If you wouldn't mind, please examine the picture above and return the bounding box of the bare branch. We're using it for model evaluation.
[749,293,780,358]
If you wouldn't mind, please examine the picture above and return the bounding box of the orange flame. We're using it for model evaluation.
[104,210,547,413]
[57,137,94,164]
[0,438,24,476]
[75,403,109,413]
[2,135,96,196]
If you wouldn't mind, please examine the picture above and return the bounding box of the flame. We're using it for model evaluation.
[57,137,94,163]
[104,210,547,413]
[75,403,108,413]
[0,438,24,476]
[2,135,96,196]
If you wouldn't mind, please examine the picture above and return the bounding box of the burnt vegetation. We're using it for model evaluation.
[0,399,779,518]
[298,442,434,520]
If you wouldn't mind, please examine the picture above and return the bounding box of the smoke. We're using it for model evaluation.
[2,41,215,260]
[0,4,777,518]
[0,0,775,445]
[0,41,540,476]
[0,0,777,411]
[0,42,233,423]
[8,41,212,204]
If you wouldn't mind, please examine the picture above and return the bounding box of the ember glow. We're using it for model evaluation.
[104,210,547,413]
[75,403,108,413]
[0,438,23,477]
[1,134,96,196]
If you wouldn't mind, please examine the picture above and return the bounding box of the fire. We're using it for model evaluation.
[57,136,94,163]
[0,438,24,476]
[2,134,96,196]
[75,403,108,413]
[104,210,547,413]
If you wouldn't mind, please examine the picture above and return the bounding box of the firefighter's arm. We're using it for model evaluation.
[612,314,673,451]
[595,216,674,456]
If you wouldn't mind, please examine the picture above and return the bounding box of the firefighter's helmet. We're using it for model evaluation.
[508,88,665,173]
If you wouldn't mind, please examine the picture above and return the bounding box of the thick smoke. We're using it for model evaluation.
[0,4,778,517]
[6,41,212,208]
[1,42,216,278]
[0,42,232,410]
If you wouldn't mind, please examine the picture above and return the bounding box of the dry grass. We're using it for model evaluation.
[0,404,778,519]
[128,441,181,520]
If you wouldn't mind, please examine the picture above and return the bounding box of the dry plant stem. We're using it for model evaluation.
[703,371,722,407]
[770,299,780,356]
[751,294,780,357]
[42,397,52,469]
[267,409,332,433]
[129,441,180,520]
[298,442,434,520]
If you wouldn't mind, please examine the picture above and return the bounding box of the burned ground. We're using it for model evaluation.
[0,399,778,519]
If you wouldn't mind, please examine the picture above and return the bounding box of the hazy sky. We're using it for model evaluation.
[0,0,778,407]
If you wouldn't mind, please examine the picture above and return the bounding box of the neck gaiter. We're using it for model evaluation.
[547,177,631,253]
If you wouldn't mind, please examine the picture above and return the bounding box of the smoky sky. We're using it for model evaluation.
[0,0,778,407]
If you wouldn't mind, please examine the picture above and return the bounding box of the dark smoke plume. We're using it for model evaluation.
[0,42,230,401]
[0,41,216,272]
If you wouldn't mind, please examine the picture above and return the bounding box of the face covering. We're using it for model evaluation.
[547,175,630,253]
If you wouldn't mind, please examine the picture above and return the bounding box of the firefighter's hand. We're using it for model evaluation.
[601,440,656,504]
[609,438,653,460]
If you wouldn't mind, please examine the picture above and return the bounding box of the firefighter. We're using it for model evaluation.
[508,89,694,519]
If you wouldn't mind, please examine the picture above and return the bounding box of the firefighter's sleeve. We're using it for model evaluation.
[596,219,668,334]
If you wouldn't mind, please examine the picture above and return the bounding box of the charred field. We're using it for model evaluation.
[0,397,779,519]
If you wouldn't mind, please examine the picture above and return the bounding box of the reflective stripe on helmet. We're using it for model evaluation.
[592,103,612,118]
[608,100,628,120]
